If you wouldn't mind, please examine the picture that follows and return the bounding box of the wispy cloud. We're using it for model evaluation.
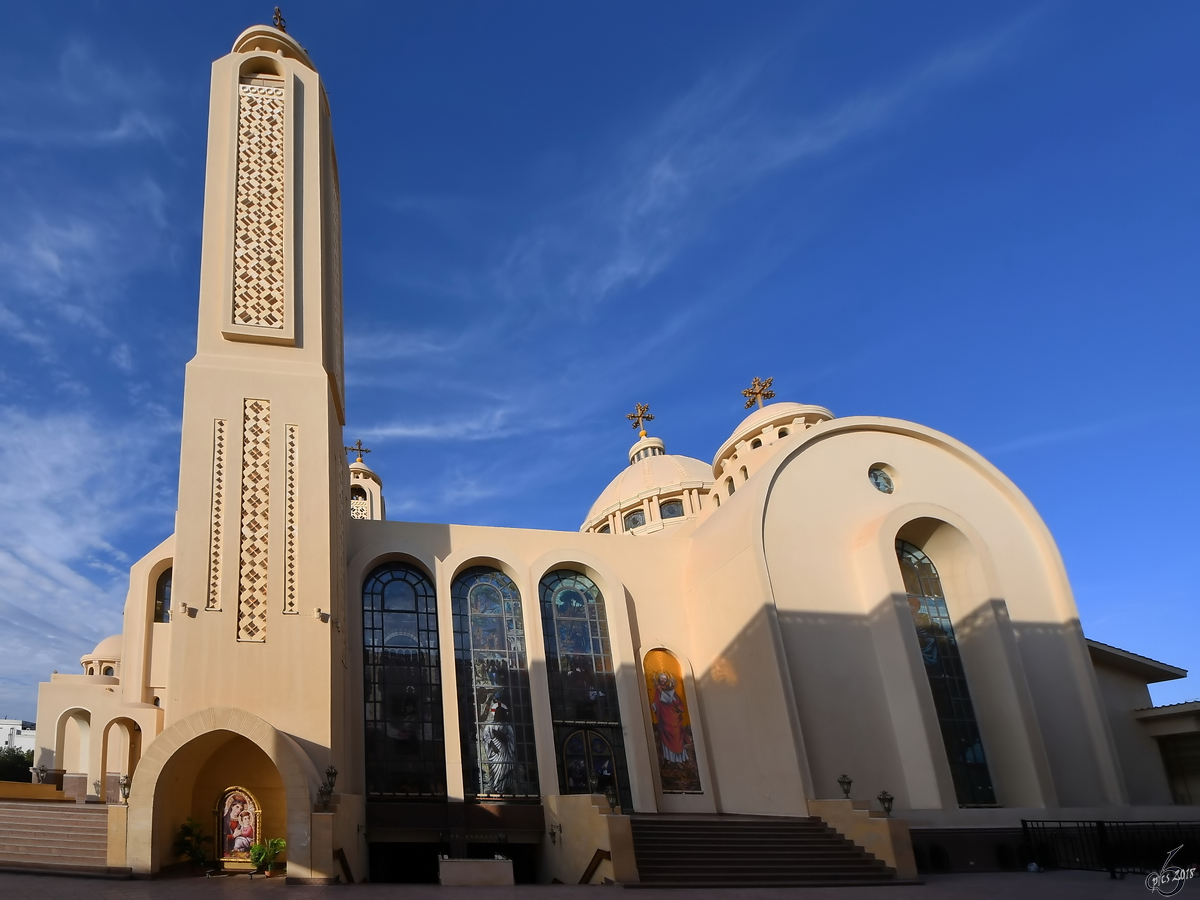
[985,405,1200,456]
[494,19,1026,311]
[0,408,177,718]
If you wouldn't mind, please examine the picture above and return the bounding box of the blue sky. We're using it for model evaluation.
[0,2,1197,721]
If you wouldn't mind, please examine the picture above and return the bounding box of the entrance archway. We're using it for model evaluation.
[126,708,319,876]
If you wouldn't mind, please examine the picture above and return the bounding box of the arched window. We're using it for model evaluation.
[87,667,95,675]
[103,666,114,677]
[154,568,172,624]
[751,438,762,449]
[362,562,446,798]
[726,477,735,496]
[740,466,749,482]
[660,499,685,519]
[623,509,646,531]
[452,567,539,799]
[539,570,631,808]
[713,494,720,508]
[896,540,995,806]
[597,523,611,534]
[778,428,789,438]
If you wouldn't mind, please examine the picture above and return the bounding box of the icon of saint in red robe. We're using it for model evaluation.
[650,672,689,763]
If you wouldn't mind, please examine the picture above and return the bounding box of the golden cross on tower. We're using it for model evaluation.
[626,403,655,437]
[742,376,776,410]
[273,6,287,32]
[345,439,371,463]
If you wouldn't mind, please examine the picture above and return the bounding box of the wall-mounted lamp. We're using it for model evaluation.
[119,774,131,803]
[548,823,563,845]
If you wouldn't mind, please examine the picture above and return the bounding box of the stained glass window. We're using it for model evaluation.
[363,562,446,798]
[660,499,685,519]
[452,567,540,800]
[896,540,996,806]
[623,509,646,531]
[154,568,172,624]
[539,570,632,809]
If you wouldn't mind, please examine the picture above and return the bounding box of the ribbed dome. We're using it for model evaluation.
[583,436,713,533]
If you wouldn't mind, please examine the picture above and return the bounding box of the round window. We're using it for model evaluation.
[869,465,895,494]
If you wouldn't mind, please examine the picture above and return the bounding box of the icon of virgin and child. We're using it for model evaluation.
[219,789,258,859]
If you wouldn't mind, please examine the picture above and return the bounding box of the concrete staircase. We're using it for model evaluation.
[628,813,898,887]
[0,801,127,877]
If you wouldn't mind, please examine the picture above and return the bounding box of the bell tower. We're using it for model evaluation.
[166,22,347,755]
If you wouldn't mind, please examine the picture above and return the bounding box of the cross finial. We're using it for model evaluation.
[742,376,776,410]
[345,439,371,463]
[626,403,655,438]
[273,6,287,32]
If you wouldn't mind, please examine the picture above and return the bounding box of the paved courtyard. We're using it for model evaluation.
[0,870,1175,899]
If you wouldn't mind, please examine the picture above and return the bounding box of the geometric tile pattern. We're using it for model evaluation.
[284,424,298,614]
[350,496,369,519]
[233,83,286,330]
[206,419,227,610]
[237,399,271,642]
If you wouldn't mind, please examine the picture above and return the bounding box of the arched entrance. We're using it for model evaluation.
[100,717,143,804]
[125,708,320,877]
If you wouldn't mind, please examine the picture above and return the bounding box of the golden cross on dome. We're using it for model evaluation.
[742,376,776,410]
[345,439,371,463]
[626,403,655,437]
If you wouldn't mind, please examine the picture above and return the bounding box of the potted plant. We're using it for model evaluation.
[173,817,213,873]
[249,837,287,876]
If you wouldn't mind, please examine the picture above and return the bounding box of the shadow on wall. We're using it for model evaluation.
[691,597,1125,816]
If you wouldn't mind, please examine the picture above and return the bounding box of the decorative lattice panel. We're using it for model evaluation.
[233,83,286,329]
[284,424,298,614]
[206,419,227,610]
[350,497,369,519]
[237,399,271,641]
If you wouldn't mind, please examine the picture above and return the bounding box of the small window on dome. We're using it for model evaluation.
[740,466,749,482]
[623,509,647,531]
[87,666,95,675]
[103,666,114,677]
[713,494,720,508]
[751,438,762,449]
[153,696,160,707]
[726,477,735,496]
[598,523,611,534]
[660,499,685,519]
[778,428,789,438]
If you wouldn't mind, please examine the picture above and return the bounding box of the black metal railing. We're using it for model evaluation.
[1022,819,1200,878]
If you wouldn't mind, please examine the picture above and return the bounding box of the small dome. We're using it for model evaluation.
[349,457,381,486]
[712,401,833,477]
[89,634,122,661]
[583,435,713,533]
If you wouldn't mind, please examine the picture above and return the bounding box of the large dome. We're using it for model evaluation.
[583,435,713,534]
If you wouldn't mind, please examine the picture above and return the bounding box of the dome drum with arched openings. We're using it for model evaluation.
[582,433,714,535]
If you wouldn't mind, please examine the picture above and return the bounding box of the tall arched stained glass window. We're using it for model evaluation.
[896,540,996,806]
[362,562,446,798]
[539,570,632,809]
[452,567,540,800]
[154,568,172,624]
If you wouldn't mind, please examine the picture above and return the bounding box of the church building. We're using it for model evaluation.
[20,20,1200,885]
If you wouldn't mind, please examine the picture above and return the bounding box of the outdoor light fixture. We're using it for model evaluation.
[37,765,47,784]
[119,774,131,803]
[877,790,894,817]
[93,780,102,798]
[317,764,338,810]
[605,785,618,812]
[837,774,852,799]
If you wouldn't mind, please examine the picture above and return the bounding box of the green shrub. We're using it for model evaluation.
[174,817,213,868]
[0,747,33,783]
[249,837,287,872]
